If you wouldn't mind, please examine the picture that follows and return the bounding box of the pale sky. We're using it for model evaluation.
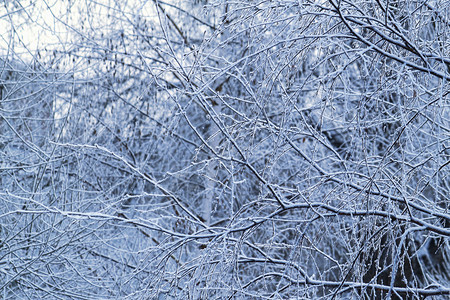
[0,0,161,60]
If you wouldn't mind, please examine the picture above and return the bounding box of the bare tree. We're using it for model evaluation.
[1,0,449,299]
